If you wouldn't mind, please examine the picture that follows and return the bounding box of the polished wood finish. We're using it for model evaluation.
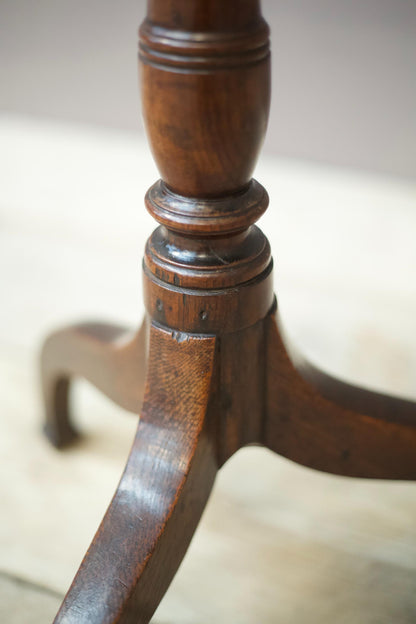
[140,0,270,197]
[53,325,218,624]
[265,308,416,479]
[40,1,416,622]
[42,320,148,447]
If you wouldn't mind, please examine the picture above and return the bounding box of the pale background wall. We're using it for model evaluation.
[1,0,415,179]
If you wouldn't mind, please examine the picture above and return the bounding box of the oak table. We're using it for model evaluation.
[40,2,416,623]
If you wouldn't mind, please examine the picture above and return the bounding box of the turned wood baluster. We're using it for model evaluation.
[139,0,275,465]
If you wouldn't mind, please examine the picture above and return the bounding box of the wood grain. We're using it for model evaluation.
[41,320,148,447]
[265,308,416,479]
[53,323,218,624]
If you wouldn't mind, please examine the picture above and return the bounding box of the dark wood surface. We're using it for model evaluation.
[265,308,416,479]
[39,1,416,622]
[42,320,148,447]
[52,325,218,624]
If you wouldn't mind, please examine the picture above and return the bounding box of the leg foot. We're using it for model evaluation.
[43,377,77,448]
[41,319,148,447]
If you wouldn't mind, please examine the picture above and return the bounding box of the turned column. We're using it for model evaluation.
[139,0,274,335]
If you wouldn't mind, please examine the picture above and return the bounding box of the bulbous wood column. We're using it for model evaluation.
[139,0,273,336]
[138,0,275,464]
[41,1,416,623]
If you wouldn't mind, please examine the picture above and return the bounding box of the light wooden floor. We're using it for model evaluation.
[1,114,416,622]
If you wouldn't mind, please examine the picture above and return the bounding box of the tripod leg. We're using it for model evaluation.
[41,319,148,447]
[53,323,218,624]
[265,309,416,479]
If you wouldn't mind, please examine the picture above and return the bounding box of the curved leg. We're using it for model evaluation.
[53,323,218,624]
[265,308,416,479]
[41,319,148,447]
